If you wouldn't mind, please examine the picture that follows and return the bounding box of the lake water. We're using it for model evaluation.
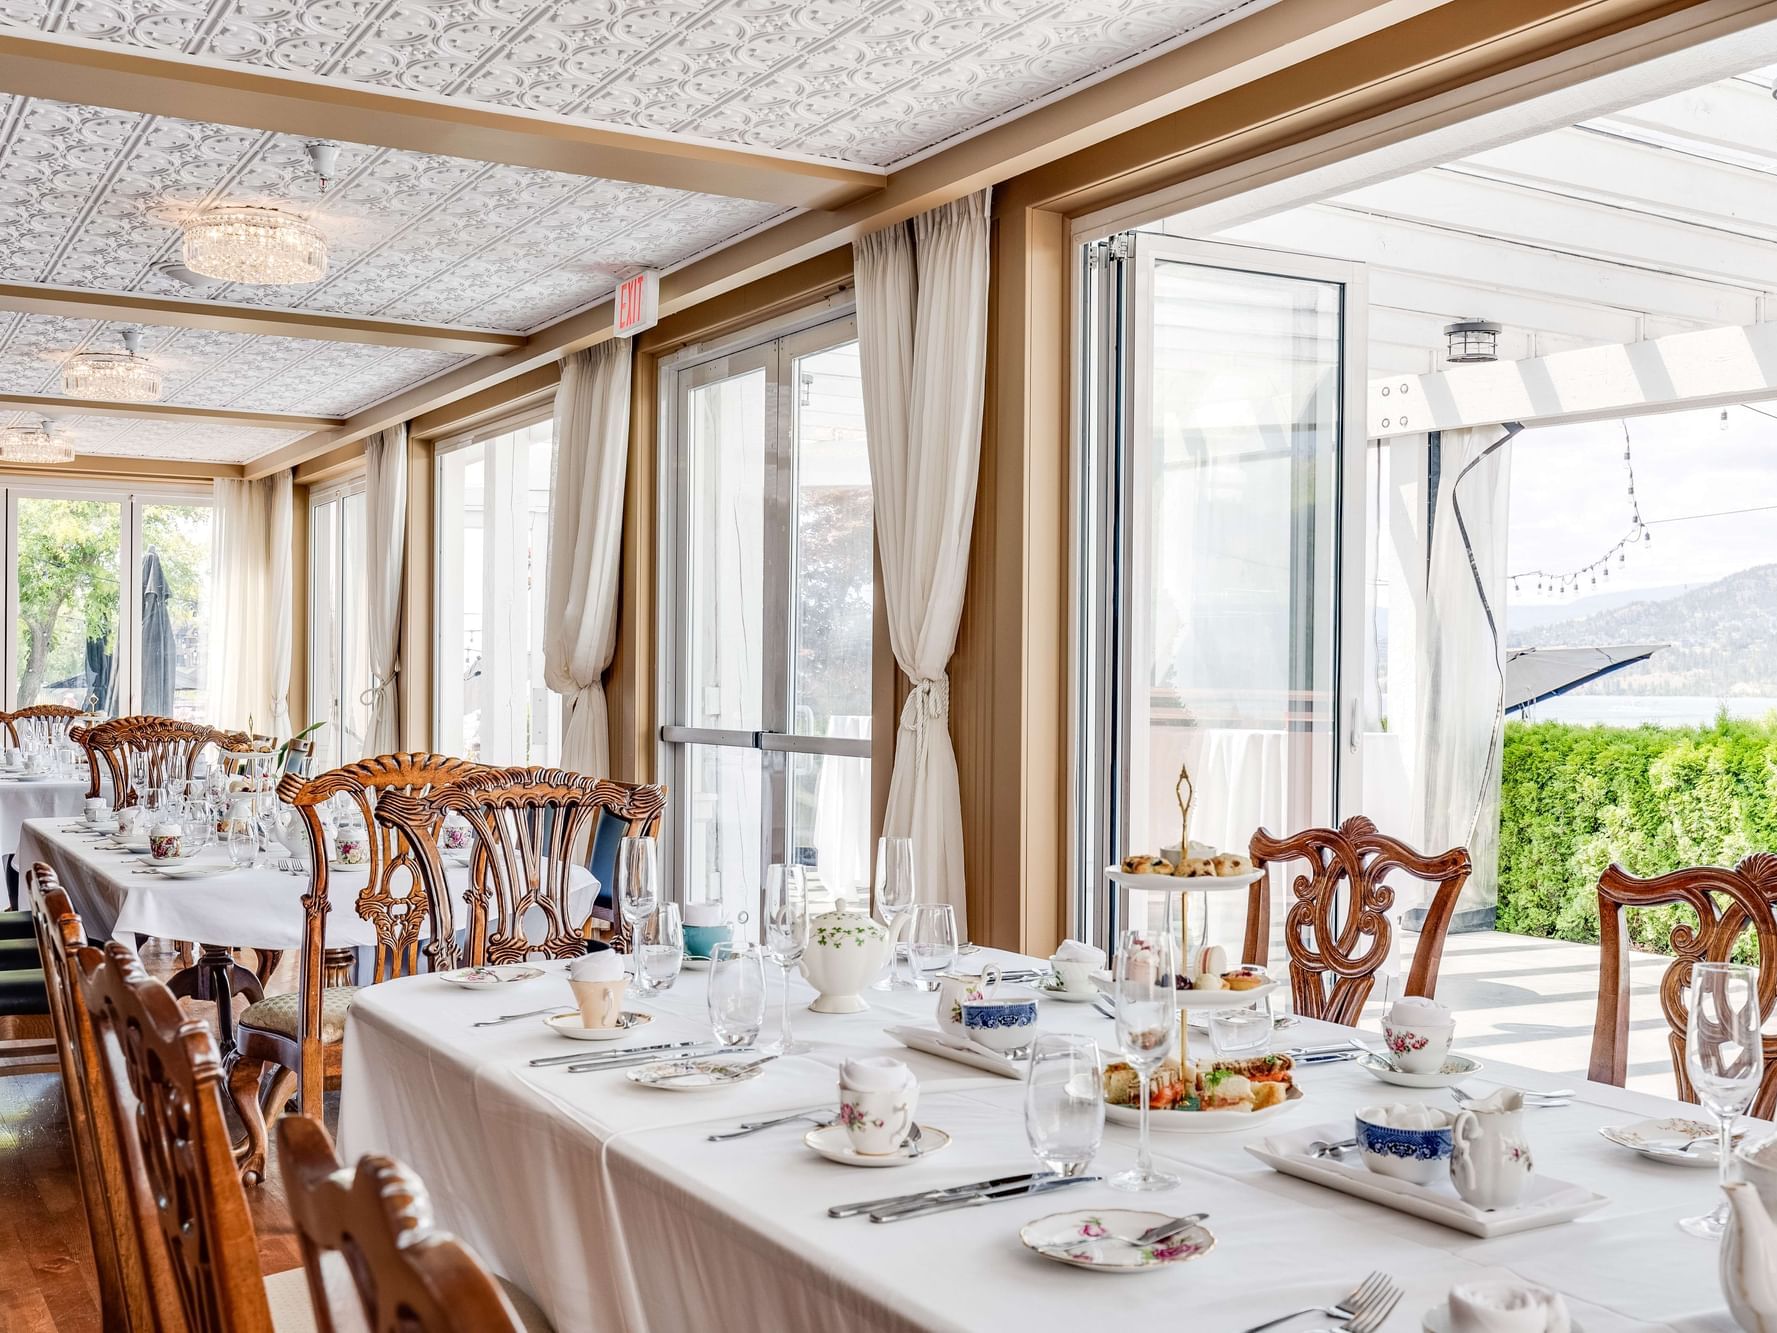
[1515,695,1777,727]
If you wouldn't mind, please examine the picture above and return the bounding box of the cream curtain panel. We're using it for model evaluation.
[362,425,408,757]
[853,189,992,938]
[1416,423,1520,913]
[210,470,293,736]
[543,340,634,778]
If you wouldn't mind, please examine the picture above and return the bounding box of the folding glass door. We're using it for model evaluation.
[1079,234,1368,945]
[660,313,874,937]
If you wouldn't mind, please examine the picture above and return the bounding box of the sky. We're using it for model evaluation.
[1505,403,1777,605]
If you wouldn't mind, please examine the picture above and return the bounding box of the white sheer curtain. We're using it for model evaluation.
[1416,423,1519,912]
[363,425,407,756]
[210,470,293,734]
[854,189,991,937]
[543,340,633,778]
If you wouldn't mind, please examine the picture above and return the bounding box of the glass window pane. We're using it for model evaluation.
[13,497,124,714]
[340,490,370,760]
[309,498,342,770]
[438,442,486,760]
[685,743,762,941]
[138,501,212,722]
[786,750,871,916]
[686,366,766,732]
[789,341,873,740]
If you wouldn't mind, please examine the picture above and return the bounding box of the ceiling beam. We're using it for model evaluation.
[0,29,884,211]
[0,393,342,431]
[0,282,525,354]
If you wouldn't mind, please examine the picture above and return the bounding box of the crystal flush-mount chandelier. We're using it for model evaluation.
[0,418,75,465]
[181,205,327,285]
[62,328,162,402]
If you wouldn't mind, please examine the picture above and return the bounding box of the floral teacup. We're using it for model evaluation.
[1382,1018,1455,1074]
[935,965,1000,1042]
[838,1083,918,1155]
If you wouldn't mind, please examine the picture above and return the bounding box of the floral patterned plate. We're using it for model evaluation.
[804,1122,952,1167]
[1020,1210,1216,1274]
[625,1056,771,1090]
[1599,1117,1736,1167]
[439,965,546,990]
[1357,1050,1483,1089]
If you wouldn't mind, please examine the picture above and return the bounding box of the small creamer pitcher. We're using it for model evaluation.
[1450,1088,1533,1209]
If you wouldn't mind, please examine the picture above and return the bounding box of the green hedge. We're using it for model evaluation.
[1497,714,1777,954]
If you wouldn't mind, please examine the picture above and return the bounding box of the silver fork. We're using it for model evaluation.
[1241,1271,1395,1333]
[1309,1283,1400,1333]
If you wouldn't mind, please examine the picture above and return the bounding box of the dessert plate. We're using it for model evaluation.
[440,965,545,989]
[804,1123,951,1167]
[1598,1117,1734,1166]
[626,1056,769,1090]
[1020,1211,1215,1274]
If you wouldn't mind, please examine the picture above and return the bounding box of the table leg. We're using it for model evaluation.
[252,949,283,989]
[322,947,357,989]
[166,946,265,1058]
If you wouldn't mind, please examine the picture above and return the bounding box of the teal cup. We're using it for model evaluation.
[683,923,732,960]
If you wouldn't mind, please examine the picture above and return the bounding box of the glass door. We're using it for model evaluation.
[8,492,126,713]
[1079,234,1367,945]
[660,313,873,936]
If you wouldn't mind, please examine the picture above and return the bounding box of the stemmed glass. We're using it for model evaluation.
[904,902,958,991]
[764,863,810,1054]
[1025,1034,1105,1178]
[1110,927,1180,1192]
[1680,961,1764,1238]
[635,903,684,994]
[871,836,917,990]
[128,752,150,811]
[708,942,767,1048]
[617,836,659,969]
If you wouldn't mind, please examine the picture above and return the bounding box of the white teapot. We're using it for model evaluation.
[799,898,908,1015]
[1723,1181,1777,1331]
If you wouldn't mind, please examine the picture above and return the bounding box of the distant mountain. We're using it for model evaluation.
[1506,583,1691,633]
[1506,564,1777,697]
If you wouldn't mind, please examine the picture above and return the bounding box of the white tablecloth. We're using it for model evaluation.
[338,951,1746,1333]
[0,777,87,860]
[16,818,598,952]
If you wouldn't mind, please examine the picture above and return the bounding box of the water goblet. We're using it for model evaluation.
[1208,1000,1272,1057]
[636,903,684,994]
[1680,961,1763,1238]
[764,864,810,1054]
[617,836,660,968]
[904,902,958,992]
[871,836,917,990]
[1025,1034,1105,1178]
[708,942,767,1049]
[1110,927,1180,1192]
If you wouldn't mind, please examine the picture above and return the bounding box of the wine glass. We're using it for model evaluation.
[617,836,659,965]
[871,836,917,990]
[128,751,149,811]
[903,902,958,991]
[1110,927,1180,1192]
[1680,961,1763,1238]
[764,864,810,1054]
[1025,1034,1105,1178]
[708,942,766,1048]
[636,903,684,994]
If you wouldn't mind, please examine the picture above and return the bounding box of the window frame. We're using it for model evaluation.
[307,474,368,769]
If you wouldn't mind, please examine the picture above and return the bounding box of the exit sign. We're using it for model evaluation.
[614,270,659,337]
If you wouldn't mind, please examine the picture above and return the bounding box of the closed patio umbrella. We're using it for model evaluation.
[82,634,115,715]
[140,549,175,715]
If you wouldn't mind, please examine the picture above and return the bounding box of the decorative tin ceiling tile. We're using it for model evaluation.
[0,409,305,463]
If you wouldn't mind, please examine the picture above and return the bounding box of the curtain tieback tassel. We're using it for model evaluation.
[899,675,950,769]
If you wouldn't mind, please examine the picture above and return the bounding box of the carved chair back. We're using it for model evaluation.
[77,714,250,808]
[1,703,84,750]
[277,1116,527,1333]
[377,768,667,966]
[1247,816,1472,1025]
[27,867,144,1330]
[1589,855,1777,1117]
[76,938,275,1332]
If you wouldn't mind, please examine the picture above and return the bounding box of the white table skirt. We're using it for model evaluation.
[338,950,1745,1333]
[16,818,598,952]
[0,778,88,861]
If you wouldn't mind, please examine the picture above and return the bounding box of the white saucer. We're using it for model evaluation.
[1020,1210,1215,1274]
[149,861,233,879]
[803,1122,951,1167]
[1035,979,1101,1003]
[625,1056,769,1090]
[543,1010,653,1041]
[680,955,713,970]
[439,964,545,989]
[1357,1050,1484,1088]
[1423,1303,1583,1332]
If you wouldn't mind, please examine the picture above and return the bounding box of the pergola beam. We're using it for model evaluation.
[0,283,525,354]
[0,29,885,211]
[0,392,342,431]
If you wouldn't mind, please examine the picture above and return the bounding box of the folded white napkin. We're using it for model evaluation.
[1387,994,1454,1026]
[683,902,724,927]
[569,950,624,983]
[1448,1281,1571,1333]
[840,1056,912,1092]
[1052,939,1105,966]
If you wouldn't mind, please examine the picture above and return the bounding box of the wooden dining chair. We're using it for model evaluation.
[0,703,84,750]
[76,713,251,807]
[73,936,315,1330]
[1589,854,1777,1117]
[278,1116,548,1332]
[226,752,487,1185]
[1247,816,1472,1025]
[377,768,667,966]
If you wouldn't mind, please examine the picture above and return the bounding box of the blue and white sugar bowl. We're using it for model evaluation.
[1354,1103,1456,1185]
[959,993,1039,1055]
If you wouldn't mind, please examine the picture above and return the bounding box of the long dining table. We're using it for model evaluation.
[337,949,1748,1333]
[0,773,87,861]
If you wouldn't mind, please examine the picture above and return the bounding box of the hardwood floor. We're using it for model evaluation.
[0,940,311,1332]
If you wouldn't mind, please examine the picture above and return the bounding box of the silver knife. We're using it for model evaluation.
[870,1174,1098,1223]
[528,1039,703,1066]
[828,1172,1039,1219]
[564,1047,720,1074]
